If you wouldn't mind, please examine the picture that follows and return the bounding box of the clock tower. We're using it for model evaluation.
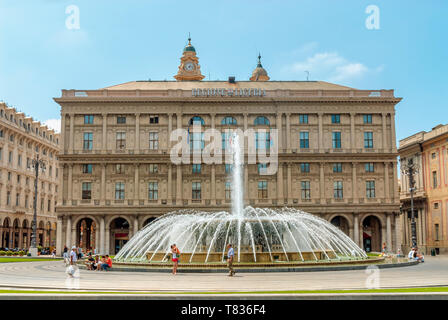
[174,36,205,81]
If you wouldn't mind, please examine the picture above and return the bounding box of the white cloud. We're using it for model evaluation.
[284,51,380,83]
[43,119,61,133]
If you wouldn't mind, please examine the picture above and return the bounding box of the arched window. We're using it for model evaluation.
[254,116,270,126]
[189,116,205,126]
[221,116,237,125]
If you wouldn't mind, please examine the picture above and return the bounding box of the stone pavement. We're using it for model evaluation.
[0,256,447,292]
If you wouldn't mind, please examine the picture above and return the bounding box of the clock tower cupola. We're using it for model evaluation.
[174,36,205,81]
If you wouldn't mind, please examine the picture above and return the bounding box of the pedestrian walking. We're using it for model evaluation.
[171,244,180,275]
[226,243,235,276]
[63,245,69,264]
[67,246,78,277]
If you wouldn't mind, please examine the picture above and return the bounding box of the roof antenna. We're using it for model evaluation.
[305,71,310,81]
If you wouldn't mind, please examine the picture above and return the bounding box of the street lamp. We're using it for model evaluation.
[29,155,46,257]
[401,158,418,248]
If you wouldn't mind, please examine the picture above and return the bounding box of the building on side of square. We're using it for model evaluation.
[0,103,60,250]
[399,123,448,254]
[54,39,402,255]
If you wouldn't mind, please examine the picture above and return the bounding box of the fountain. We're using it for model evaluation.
[115,132,367,265]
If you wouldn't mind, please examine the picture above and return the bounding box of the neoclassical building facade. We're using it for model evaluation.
[0,103,60,250]
[55,40,402,255]
[399,123,448,254]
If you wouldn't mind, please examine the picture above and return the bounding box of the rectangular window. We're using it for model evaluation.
[48,199,51,211]
[149,115,159,124]
[16,193,20,206]
[83,132,93,150]
[115,182,125,200]
[333,163,342,173]
[192,182,201,200]
[431,152,436,159]
[18,155,22,167]
[149,132,159,150]
[365,162,375,172]
[225,181,232,200]
[255,131,270,150]
[435,224,440,241]
[366,181,376,198]
[8,151,12,164]
[300,132,309,149]
[84,115,94,124]
[332,132,341,149]
[334,181,343,199]
[363,114,372,124]
[6,191,10,206]
[299,114,309,124]
[82,182,92,200]
[82,164,93,174]
[331,114,340,124]
[25,195,29,208]
[190,132,205,151]
[116,132,126,149]
[258,181,268,199]
[364,132,374,148]
[117,116,126,124]
[225,164,232,174]
[300,163,310,173]
[148,164,158,173]
[301,181,311,200]
[192,164,201,173]
[115,164,125,174]
[148,182,158,200]
[222,131,231,150]
[433,171,437,188]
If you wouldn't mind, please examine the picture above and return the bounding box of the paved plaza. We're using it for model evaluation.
[0,257,447,293]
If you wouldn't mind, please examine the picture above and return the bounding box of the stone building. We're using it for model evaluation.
[399,123,448,254]
[0,103,60,250]
[54,39,402,255]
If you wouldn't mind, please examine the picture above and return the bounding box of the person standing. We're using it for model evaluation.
[63,245,69,264]
[171,244,179,275]
[227,243,235,276]
[67,246,78,277]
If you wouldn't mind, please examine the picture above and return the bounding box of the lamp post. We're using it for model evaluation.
[401,158,418,249]
[29,155,46,257]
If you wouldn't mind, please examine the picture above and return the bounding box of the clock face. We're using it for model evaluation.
[184,62,195,71]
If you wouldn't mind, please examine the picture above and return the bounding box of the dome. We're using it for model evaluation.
[183,37,196,53]
[250,54,270,81]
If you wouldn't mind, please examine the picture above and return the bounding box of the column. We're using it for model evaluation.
[390,112,397,152]
[286,113,291,152]
[61,114,67,153]
[276,113,283,151]
[392,162,398,202]
[352,162,358,203]
[135,113,140,153]
[384,162,390,202]
[105,226,110,255]
[421,206,427,248]
[287,164,292,204]
[69,113,74,153]
[211,165,216,205]
[133,216,139,237]
[68,164,73,203]
[95,226,99,253]
[319,162,325,200]
[382,113,387,152]
[211,113,215,129]
[244,164,249,202]
[100,216,105,254]
[102,113,107,151]
[350,112,356,151]
[386,214,392,252]
[101,164,106,204]
[318,113,323,152]
[71,224,76,248]
[243,113,248,131]
[176,165,182,202]
[394,213,401,253]
[168,113,173,149]
[65,215,71,248]
[167,164,172,202]
[354,214,360,247]
[134,164,139,200]
[277,164,284,201]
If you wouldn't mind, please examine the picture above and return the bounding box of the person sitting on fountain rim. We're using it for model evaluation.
[227,244,235,276]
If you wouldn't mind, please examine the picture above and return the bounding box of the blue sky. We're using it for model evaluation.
[0,0,447,141]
